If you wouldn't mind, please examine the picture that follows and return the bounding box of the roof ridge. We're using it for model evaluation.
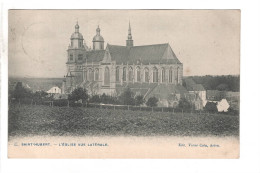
[132,43,168,48]
[107,44,127,48]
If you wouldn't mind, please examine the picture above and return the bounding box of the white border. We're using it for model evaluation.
[1,0,260,173]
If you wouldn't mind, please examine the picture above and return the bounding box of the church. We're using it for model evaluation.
[62,22,190,107]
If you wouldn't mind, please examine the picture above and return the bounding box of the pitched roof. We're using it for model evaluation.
[86,50,105,63]
[192,84,205,91]
[145,84,188,99]
[183,78,205,91]
[115,82,158,97]
[107,43,181,65]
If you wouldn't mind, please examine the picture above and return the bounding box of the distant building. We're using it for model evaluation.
[207,90,239,111]
[47,86,61,94]
[216,99,230,112]
[206,90,226,101]
[183,78,206,109]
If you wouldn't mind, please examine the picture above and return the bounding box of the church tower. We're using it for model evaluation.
[126,22,134,47]
[67,22,86,65]
[92,25,104,50]
[70,22,84,49]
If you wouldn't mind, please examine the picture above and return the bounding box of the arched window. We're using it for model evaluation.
[128,66,133,82]
[161,68,166,83]
[104,67,110,85]
[116,66,120,82]
[95,68,99,81]
[136,66,141,82]
[153,67,158,83]
[144,68,149,82]
[169,68,173,83]
[123,67,127,82]
[88,68,94,81]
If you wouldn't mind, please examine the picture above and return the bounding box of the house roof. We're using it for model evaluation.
[192,84,205,91]
[183,78,205,91]
[107,43,181,65]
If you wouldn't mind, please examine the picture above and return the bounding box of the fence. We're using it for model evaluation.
[9,98,239,115]
[87,103,177,113]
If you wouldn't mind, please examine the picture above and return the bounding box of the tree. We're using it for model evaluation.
[216,83,229,91]
[32,90,48,103]
[135,95,145,106]
[177,97,191,112]
[204,102,218,113]
[89,95,101,103]
[119,87,135,105]
[12,82,32,99]
[68,87,88,106]
[146,97,158,107]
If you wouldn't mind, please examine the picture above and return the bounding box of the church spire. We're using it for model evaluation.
[96,25,100,35]
[128,21,132,40]
[126,21,134,47]
[75,21,79,33]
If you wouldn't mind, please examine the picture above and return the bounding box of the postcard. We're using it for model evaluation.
[8,9,240,158]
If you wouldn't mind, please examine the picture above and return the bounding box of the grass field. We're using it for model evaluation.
[8,104,239,137]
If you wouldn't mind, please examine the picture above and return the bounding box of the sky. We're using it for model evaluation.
[8,10,240,78]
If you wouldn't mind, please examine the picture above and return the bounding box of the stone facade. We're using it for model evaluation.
[63,22,184,101]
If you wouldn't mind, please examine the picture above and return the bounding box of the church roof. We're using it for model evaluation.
[86,50,106,62]
[93,35,104,42]
[107,43,181,65]
[71,32,84,40]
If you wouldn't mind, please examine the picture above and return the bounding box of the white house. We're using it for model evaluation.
[216,99,230,112]
[47,86,61,94]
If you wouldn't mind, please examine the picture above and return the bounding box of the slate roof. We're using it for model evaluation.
[86,50,105,63]
[115,82,158,97]
[107,43,181,65]
[115,82,188,100]
[192,84,205,91]
[146,84,188,99]
[183,78,205,91]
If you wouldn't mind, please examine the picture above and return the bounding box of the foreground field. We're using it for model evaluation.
[8,104,239,137]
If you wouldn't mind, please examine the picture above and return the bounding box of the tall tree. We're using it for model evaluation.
[68,87,88,105]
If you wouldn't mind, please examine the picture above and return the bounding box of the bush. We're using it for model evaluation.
[53,99,68,107]
[100,93,119,104]
[12,82,33,99]
[177,97,191,112]
[146,97,158,107]
[135,95,145,106]
[89,95,101,103]
[119,87,135,105]
[204,102,218,113]
[68,87,88,106]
